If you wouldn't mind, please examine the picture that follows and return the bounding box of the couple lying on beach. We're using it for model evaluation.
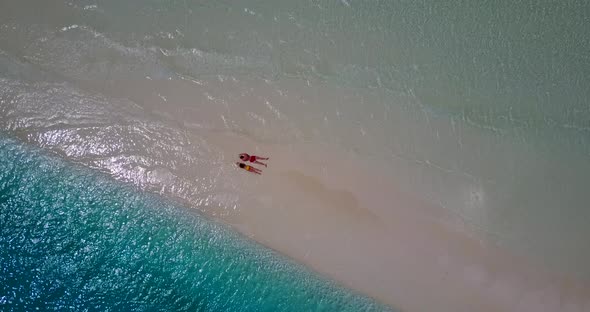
[236,153,268,175]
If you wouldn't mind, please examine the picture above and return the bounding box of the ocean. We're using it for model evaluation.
[1,0,589,311]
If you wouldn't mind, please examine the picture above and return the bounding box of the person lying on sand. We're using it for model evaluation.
[236,162,262,175]
[239,153,269,167]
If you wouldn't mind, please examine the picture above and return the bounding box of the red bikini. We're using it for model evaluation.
[239,153,269,168]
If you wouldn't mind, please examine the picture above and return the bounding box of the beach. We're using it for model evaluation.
[1,0,590,311]
[17,75,589,311]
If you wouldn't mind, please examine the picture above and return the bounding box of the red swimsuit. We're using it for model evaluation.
[240,153,256,162]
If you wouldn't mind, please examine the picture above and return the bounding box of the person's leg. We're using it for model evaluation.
[257,156,269,160]
[254,160,267,167]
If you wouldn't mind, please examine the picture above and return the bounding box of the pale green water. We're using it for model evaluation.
[1,0,589,310]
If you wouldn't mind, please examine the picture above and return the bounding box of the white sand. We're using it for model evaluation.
[81,77,590,311]
[206,132,590,312]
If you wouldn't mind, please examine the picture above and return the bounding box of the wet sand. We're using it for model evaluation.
[70,77,590,311]
[1,1,589,309]
[204,132,590,312]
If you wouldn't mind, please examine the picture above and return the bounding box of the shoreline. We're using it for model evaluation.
[6,75,589,311]
[202,132,590,311]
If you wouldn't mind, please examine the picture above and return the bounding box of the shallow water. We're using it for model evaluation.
[1,0,590,311]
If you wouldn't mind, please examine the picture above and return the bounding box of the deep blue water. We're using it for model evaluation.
[0,136,392,311]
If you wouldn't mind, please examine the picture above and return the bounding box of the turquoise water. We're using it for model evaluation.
[0,136,391,311]
[2,0,590,310]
